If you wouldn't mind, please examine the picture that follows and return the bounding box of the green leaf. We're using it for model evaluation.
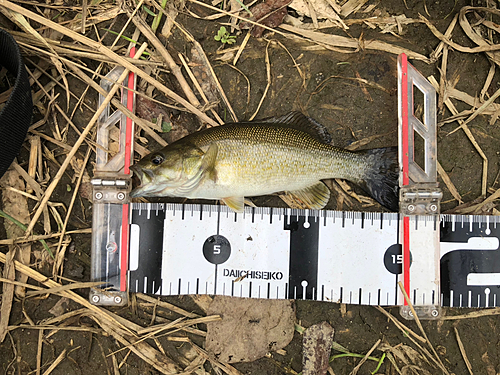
[214,35,221,41]
[161,121,172,133]
[0,209,54,259]
[142,5,156,17]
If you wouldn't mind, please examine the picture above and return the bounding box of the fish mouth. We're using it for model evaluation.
[130,165,157,197]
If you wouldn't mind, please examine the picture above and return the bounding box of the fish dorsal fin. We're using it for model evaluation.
[260,112,332,144]
[286,181,331,210]
[222,197,245,213]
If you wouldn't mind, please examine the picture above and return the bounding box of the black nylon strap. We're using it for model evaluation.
[0,28,33,179]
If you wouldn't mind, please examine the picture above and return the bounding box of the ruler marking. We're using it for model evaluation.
[267,283,270,299]
[340,287,343,303]
[196,278,199,294]
[231,280,234,297]
[358,288,362,304]
[178,278,181,295]
[144,276,147,293]
[378,289,381,305]
[321,285,324,301]
[187,281,190,294]
[214,265,218,295]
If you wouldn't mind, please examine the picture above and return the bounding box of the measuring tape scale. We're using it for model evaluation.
[124,203,500,308]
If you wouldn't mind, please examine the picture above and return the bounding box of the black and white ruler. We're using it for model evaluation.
[125,203,500,310]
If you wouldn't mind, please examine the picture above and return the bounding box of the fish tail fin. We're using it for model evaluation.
[357,147,399,211]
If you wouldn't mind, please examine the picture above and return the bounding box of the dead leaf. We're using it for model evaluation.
[302,321,335,375]
[240,0,292,37]
[49,297,70,317]
[206,296,295,363]
[0,168,31,298]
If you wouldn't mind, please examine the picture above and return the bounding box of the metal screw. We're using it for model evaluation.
[408,310,414,317]
[407,204,415,212]
[431,309,439,317]
[95,192,103,200]
[429,204,437,212]
[117,192,125,200]
[114,296,122,304]
[91,295,100,303]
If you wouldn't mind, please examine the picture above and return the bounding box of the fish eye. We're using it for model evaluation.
[151,154,164,165]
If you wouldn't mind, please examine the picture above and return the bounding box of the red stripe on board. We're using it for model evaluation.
[400,53,409,187]
[120,47,136,292]
[400,53,410,304]
[124,47,135,174]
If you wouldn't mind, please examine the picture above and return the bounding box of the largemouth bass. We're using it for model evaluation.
[130,112,399,212]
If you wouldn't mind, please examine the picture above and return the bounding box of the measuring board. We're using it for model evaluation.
[89,53,500,319]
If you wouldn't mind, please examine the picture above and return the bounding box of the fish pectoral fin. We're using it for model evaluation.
[287,182,330,210]
[201,142,218,182]
[222,197,245,213]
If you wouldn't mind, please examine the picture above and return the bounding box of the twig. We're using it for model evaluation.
[36,329,43,375]
[53,145,92,269]
[124,3,202,109]
[437,161,462,204]
[0,228,91,245]
[250,41,271,120]
[349,339,381,375]
[454,327,473,375]
[137,294,201,318]
[42,349,67,375]
[177,53,224,125]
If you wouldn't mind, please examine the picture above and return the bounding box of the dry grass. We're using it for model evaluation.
[0,0,499,373]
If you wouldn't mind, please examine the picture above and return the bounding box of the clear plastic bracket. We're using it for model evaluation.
[90,66,136,306]
[398,53,442,320]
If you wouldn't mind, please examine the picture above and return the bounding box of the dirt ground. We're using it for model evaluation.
[1,0,500,374]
